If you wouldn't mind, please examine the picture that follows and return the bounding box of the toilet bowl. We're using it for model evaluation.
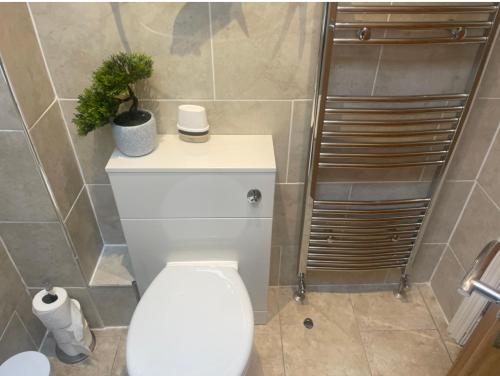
[0,351,51,376]
[126,261,254,376]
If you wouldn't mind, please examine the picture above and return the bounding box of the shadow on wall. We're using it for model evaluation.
[110,3,308,58]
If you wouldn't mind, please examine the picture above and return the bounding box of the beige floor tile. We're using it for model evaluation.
[278,287,371,376]
[418,285,462,361]
[111,334,127,376]
[351,288,435,331]
[42,330,121,376]
[361,329,452,376]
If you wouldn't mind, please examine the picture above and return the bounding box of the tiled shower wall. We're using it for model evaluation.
[422,32,500,321]
[0,3,136,351]
[28,2,325,286]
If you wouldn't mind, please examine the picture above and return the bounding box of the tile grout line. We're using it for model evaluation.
[38,329,49,352]
[477,181,500,211]
[63,185,85,223]
[276,289,287,376]
[27,98,56,132]
[474,120,500,181]
[447,243,467,276]
[89,244,107,286]
[84,184,107,246]
[0,235,30,289]
[16,310,38,349]
[285,101,295,184]
[416,286,455,364]
[0,311,17,344]
[207,3,217,100]
[347,294,374,376]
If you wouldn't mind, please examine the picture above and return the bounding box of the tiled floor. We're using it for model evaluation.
[41,285,459,376]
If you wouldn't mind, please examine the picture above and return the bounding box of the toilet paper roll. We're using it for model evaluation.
[32,287,73,329]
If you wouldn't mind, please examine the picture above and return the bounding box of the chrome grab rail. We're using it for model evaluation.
[458,241,500,303]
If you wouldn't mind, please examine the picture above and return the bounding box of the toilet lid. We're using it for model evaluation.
[127,263,254,376]
[0,351,51,376]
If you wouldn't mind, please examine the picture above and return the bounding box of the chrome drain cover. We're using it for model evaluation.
[303,318,314,329]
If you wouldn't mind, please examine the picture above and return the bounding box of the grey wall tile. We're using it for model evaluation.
[0,222,85,287]
[0,3,55,128]
[31,3,213,99]
[478,129,500,206]
[350,181,431,201]
[0,238,25,334]
[0,69,23,130]
[329,45,381,96]
[29,103,84,218]
[211,3,322,99]
[279,245,300,286]
[315,182,350,200]
[288,101,312,183]
[431,246,466,321]
[374,44,479,95]
[0,313,36,364]
[90,286,137,326]
[411,243,446,283]
[272,183,305,248]
[447,99,500,180]
[65,189,103,282]
[269,246,281,286]
[60,100,115,184]
[15,291,45,347]
[449,185,500,270]
[0,131,57,221]
[478,30,500,98]
[66,288,104,329]
[88,185,125,244]
[421,181,473,244]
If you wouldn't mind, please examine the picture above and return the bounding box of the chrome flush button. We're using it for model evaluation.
[247,189,262,204]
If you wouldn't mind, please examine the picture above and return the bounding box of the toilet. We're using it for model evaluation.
[106,135,276,376]
[0,351,51,376]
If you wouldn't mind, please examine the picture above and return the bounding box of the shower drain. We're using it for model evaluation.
[303,318,314,329]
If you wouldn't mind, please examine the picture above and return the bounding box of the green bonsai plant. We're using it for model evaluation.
[74,52,154,136]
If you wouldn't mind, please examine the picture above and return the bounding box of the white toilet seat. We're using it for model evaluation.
[0,351,51,376]
[126,261,254,376]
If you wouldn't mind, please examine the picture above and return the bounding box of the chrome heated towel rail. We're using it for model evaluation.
[295,3,500,301]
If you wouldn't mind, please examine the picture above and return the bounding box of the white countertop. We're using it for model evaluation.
[105,134,276,173]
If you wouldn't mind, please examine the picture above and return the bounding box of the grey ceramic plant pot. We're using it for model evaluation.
[111,110,158,157]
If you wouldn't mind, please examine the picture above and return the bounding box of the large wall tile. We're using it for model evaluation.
[0,238,25,334]
[287,100,312,183]
[329,45,381,96]
[0,222,85,287]
[0,69,23,130]
[88,185,126,245]
[349,181,430,201]
[374,44,479,95]
[60,100,115,184]
[15,290,45,347]
[31,3,213,99]
[29,102,84,218]
[90,286,137,326]
[211,3,322,99]
[0,131,56,221]
[431,246,466,321]
[449,185,500,270]
[65,189,103,282]
[279,245,300,286]
[421,181,473,244]
[269,246,281,286]
[447,99,500,180]
[272,183,305,248]
[478,129,500,206]
[0,313,36,364]
[478,30,500,98]
[411,243,446,283]
[0,3,54,127]
[143,100,292,183]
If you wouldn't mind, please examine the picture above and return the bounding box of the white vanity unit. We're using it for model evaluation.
[106,135,276,323]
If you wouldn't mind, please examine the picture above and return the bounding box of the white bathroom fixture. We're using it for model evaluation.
[106,135,276,376]
[0,351,51,376]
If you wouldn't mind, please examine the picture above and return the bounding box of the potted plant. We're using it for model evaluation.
[74,52,157,157]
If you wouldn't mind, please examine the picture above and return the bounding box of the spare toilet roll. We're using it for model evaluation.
[33,287,93,358]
